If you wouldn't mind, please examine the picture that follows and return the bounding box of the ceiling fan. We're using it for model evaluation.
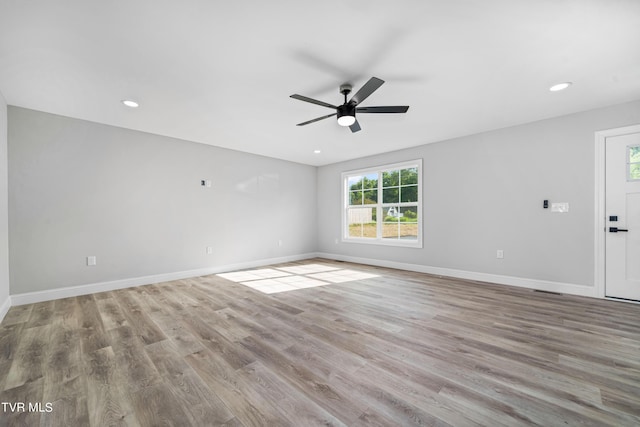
[290,77,409,133]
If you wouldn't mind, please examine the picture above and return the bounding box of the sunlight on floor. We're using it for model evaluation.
[216,263,379,294]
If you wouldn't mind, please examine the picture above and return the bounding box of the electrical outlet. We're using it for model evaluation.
[87,256,97,266]
[496,250,504,259]
[206,246,213,255]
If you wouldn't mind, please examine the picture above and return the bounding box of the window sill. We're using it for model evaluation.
[341,237,423,248]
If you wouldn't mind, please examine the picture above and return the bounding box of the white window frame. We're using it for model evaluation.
[341,159,423,248]
[628,144,640,182]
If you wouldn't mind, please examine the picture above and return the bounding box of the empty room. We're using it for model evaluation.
[1,1,640,426]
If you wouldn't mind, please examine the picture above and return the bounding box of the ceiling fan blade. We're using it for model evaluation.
[356,106,409,113]
[349,120,362,133]
[349,77,384,105]
[296,113,337,126]
[290,94,337,110]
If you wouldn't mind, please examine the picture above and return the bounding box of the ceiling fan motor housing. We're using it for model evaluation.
[337,103,356,119]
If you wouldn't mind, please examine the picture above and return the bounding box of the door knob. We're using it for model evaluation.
[609,227,629,233]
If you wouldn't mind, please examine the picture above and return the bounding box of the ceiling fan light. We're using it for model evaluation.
[337,115,356,127]
[337,104,356,126]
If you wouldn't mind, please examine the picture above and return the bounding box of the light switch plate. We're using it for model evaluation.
[551,202,569,213]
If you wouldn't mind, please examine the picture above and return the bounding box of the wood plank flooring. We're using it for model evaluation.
[1,258,639,426]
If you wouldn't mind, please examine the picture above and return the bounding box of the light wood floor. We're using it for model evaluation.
[1,259,639,426]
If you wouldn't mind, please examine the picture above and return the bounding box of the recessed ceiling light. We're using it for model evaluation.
[313,149,321,154]
[549,82,572,92]
[121,99,139,108]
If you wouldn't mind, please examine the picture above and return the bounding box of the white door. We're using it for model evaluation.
[605,132,640,300]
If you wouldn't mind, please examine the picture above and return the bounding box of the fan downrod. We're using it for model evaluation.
[340,84,352,103]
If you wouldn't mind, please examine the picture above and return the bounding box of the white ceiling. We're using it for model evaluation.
[1,1,639,166]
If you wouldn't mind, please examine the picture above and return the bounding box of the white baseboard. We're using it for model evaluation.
[7,251,598,308]
[0,295,11,323]
[316,252,597,298]
[10,253,318,306]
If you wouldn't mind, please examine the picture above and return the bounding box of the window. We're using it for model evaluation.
[342,160,422,247]
[629,145,640,181]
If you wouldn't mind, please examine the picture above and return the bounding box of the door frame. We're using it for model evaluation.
[594,124,640,299]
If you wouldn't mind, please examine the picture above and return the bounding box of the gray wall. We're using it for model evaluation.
[317,100,640,288]
[0,93,9,310]
[8,100,640,297]
[9,107,317,294]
